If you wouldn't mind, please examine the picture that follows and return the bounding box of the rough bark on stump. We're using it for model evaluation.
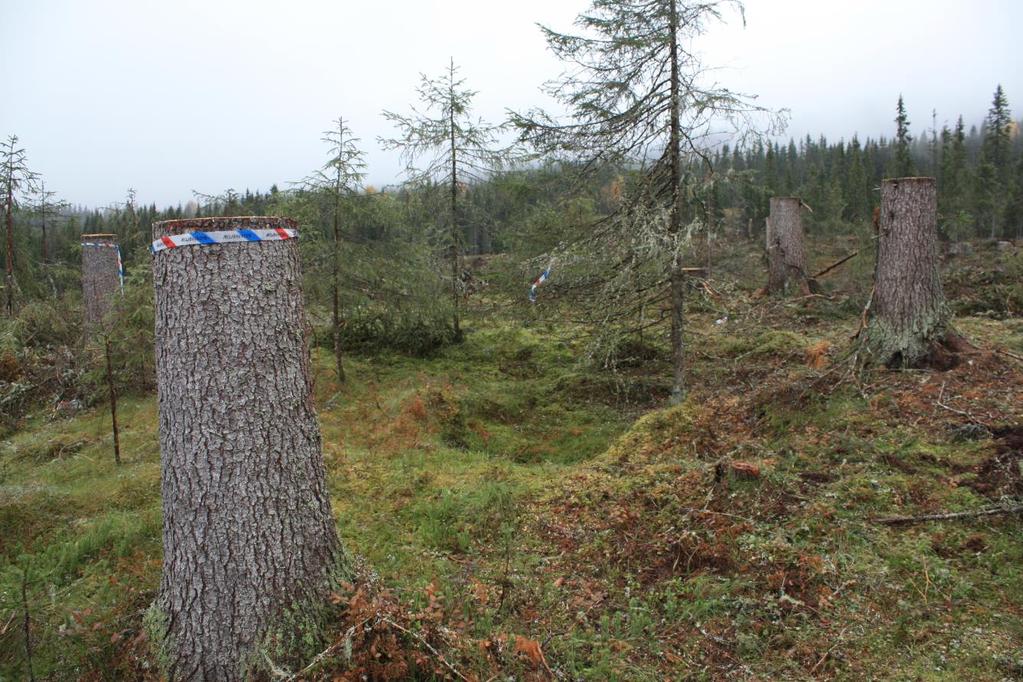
[860,178,959,368]
[765,197,816,295]
[81,234,121,329]
[150,216,344,680]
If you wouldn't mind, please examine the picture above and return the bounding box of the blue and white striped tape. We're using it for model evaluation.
[150,228,298,254]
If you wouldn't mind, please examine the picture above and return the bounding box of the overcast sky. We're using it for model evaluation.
[1,0,1019,208]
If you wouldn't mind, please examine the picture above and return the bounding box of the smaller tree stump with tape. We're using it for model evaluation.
[81,233,123,465]
[81,233,121,329]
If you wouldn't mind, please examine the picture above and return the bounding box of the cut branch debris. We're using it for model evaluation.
[811,250,859,280]
[876,504,1023,525]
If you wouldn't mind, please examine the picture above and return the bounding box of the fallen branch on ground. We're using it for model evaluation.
[812,250,859,279]
[378,617,470,682]
[809,626,849,675]
[852,285,875,341]
[960,347,1023,364]
[875,504,1023,525]
[283,617,372,681]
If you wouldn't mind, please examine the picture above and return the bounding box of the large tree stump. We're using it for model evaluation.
[765,197,816,295]
[860,178,960,367]
[149,216,344,680]
[81,233,121,328]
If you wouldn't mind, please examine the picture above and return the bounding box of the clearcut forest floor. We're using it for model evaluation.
[1,237,1022,681]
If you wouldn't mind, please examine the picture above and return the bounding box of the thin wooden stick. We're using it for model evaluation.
[811,250,859,280]
[378,617,470,682]
[0,609,15,637]
[22,570,36,682]
[103,337,121,466]
[852,286,875,340]
[809,626,848,675]
[876,504,1023,525]
[284,618,372,681]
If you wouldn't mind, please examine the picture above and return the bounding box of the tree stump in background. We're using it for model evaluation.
[765,197,816,295]
[149,216,344,680]
[81,233,121,328]
[860,178,962,368]
[81,233,123,465]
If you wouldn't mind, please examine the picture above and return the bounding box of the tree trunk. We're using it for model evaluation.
[104,338,121,466]
[861,177,958,367]
[150,216,344,680]
[449,92,462,342]
[81,234,121,329]
[667,0,685,405]
[331,190,346,384]
[479,222,492,254]
[765,197,815,295]
[5,180,14,317]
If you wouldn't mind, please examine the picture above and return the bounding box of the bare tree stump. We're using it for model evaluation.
[860,178,961,368]
[149,217,344,680]
[81,234,121,328]
[765,197,816,295]
[81,234,123,465]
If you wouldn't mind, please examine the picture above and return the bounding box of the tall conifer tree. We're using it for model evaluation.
[381,59,510,341]
[976,85,1012,237]
[891,95,916,177]
[514,0,782,402]
[304,116,366,382]
[1,135,39,316]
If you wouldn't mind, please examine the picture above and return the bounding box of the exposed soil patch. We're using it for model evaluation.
[970,425,1023,498]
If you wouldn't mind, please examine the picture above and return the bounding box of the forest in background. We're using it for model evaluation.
[1,86,1021,425]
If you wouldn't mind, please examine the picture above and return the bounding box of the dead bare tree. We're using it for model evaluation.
[1,135,40,316]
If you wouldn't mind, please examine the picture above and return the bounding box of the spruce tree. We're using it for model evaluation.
[891,95,916,177]
[976,85,1013,238]
[1006,151,1023,238]
[381,59,510,341]
[32,181,67,265]
[512,0,781,403]
[1,135,39,316]
[304,116,366,382]
[844,136,869,221]
[938,116,971,239]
